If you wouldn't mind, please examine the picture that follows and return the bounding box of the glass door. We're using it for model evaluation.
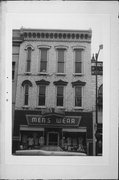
[47,132,59,145]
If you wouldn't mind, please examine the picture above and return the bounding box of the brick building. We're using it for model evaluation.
[12,28,96,155]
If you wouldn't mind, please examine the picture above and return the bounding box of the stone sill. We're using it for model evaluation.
[24,72,32,75]
[55,73,66,76]
[37,73,48,76]
[73,73,84,76]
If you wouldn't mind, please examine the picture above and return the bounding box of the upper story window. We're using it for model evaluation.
[38,85,46,106]
[12,62,15,80]
[40,48,48,73]
[36,79,50,107]
[25,45,34,73]
[57,86,64,107]
[22,80,32,106]
[53,79,68,107]
[55,46,68,75]
[37,46,51,74]
[57,49,65,73]
[24,84,29,106]
[26,47,32,72]
[72,46,85,75]
[75,49,82,73]
[72,80,86,108]
[75,86,82,107]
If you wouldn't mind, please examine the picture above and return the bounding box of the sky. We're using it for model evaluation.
[5,2,106,61]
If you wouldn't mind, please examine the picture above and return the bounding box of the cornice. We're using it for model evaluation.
[20,29,92,43]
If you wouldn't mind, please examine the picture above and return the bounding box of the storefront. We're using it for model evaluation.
[13,110,93,155]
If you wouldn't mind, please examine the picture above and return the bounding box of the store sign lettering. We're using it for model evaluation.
[26,115,81,127]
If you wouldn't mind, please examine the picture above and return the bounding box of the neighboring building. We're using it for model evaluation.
[12,30,22,138]
[12,28,95,155]
[91,56,103,155]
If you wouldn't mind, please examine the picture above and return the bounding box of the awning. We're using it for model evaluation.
[20,125,44,131]
[62,128,86,133]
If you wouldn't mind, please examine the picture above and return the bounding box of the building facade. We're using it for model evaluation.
[12,28,95,155]
[91,56,103,155]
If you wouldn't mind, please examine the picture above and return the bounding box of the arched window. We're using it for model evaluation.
[24,84,29,106]
[26,47,32,72]
[25,45,34,73]
[22,80,32,106]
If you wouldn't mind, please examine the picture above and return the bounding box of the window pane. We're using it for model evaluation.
[38,96,45,106]
[39,86,45,95]
[26,61,31,72]
[27,47,32,60]
[40,61,47,72]
[57,86,63,106]
[58,49,64,62]
[58,62,64,73]
[25,84,29,94]
[41,49,47,61]
[24,85,29,105]
[75,97,82,107]
[75,49,82,62]
[57,86,63,96]
[26,47,31,72]
[24,94,28,105]
[38,86,46,106]
[75,87,82,107]
[57,97,63,106]
[75,87,81,96]
[75,62,82,73]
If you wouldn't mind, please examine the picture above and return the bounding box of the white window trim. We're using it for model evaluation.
[72,46,85,76]
[36,85,47,108]
[37,45,51,74]
[55,46,68,75]
[73,86,84,109]
[55,85,66,108]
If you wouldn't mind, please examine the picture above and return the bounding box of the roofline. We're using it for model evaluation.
[13,28,92,33]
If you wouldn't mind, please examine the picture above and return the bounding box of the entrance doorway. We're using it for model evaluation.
[47,132,59,145]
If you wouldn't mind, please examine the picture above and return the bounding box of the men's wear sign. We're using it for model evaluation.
[26,114,81,127]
